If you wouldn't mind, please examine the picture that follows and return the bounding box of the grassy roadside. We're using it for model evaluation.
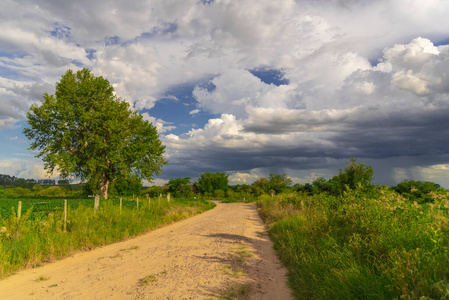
[0,198,215,278]
[257,189,449,299]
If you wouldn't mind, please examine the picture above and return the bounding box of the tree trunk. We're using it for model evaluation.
[100,179,109,199]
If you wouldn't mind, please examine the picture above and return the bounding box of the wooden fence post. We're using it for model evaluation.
[120,197,122,213]
[64,199,67,232]
[136,197,139,209]
[15,201,23,239]
[167,193,170,202]
[17,201,22,220]
[94,196,100,215]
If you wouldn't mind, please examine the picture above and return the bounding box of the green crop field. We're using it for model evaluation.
[0,197,145,220]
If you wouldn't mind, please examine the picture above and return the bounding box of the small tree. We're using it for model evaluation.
[328,158,374,195]
[24,68,167,199]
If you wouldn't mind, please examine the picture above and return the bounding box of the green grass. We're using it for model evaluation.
[258,189,449,299]
[219,283,252,300]
[36,275,50,282]
[0,197,215,278]
[139,274,157,286]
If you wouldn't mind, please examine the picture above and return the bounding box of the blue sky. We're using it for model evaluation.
[1,0,449,187]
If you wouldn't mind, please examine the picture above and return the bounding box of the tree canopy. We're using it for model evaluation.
[23,68,167,198]
[168,177,192,197]
[251,174,292,195]
[194,172,228,195]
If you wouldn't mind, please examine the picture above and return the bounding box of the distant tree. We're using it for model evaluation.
[23,68,167,199]
[327,158,374,195]
[392,179,441,203]
[312,177,329,194]
[194,172,229,195]
[231,184,253,193]
[252,177,269,194]
[341,158,373,190]
[268,174,292,194]
[0,174,15,186]
[168,177,192,197]
[14,178,28,188]
[58,179,71,185]
[141,185,167,198]
[293,183,314,194]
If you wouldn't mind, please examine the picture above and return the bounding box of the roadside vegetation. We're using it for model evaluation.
[0,197,214,278]
[258,159,449,299]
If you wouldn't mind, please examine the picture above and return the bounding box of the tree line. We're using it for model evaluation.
[0,158,444,202]
[0,174,70,189]
[147,158,445,204]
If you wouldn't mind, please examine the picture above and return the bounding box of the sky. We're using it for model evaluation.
[1,0,449,187]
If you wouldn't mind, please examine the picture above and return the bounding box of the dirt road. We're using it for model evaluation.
[0,202,292,299]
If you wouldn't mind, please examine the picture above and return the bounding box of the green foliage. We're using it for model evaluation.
[392,179,441,203]
[268,174,292,194]
[332,157,374,193]
[194,172,229,195]
[109,175,142,197]
[32,185,43,192]
[311,177,327,193]
[213,189,225,199]
[23,68,167,199]
[300,158,375,196]
[225,184,257,202]
[252,177,270,194]
[141,186,167,198]
[258,189,449,299]
[35,186,66,198]
[0,174,37,189]
[168,177,192,198]
[251,174,292,195]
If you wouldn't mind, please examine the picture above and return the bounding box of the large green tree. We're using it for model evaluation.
[23,68,167,199]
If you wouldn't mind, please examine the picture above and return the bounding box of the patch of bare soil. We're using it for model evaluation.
[0,202,292,299]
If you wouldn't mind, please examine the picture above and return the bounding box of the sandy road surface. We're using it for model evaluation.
[0,202,292,299]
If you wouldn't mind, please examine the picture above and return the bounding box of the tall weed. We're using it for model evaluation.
[258,189,449,299]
